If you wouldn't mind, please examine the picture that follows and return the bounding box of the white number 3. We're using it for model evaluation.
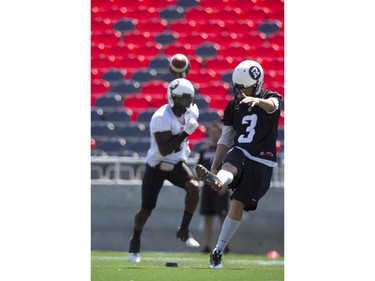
[238,115,258,143]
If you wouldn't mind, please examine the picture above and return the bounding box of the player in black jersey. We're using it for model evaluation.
[195,60,282,269]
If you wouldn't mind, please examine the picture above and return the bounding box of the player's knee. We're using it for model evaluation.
[139,206,153,218]
[185,180,199,195]
[222,162,238,176]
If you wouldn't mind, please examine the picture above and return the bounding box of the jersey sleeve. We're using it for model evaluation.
[150,115,171,134]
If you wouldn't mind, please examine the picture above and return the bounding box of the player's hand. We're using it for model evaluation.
[189,103,199,120]
[183,118,198,135]
[239,93,260,107]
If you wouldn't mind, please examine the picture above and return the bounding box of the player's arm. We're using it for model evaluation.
[154,118,198,156]
[239,93,279,113]
[154,131,188,156]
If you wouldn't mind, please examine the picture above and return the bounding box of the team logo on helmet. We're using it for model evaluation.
[249,66,261,80]
[169,80,179,91]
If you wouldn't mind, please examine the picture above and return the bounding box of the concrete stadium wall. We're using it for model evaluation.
[91,183,284,256]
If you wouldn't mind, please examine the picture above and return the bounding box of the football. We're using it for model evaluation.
[169,53,190,78]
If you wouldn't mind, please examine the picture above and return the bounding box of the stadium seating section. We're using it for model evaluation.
[91,0,284,162]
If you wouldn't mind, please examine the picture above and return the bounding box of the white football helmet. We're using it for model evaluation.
[232,60,264,96]
[167,78,195,108]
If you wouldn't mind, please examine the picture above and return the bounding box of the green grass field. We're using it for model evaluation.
[91,251,284,281]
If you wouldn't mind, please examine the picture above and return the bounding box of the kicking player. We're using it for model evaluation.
[195,60,282,269]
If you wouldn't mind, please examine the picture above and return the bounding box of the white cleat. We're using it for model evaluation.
[185,237,200,248]
[128,252,141,263]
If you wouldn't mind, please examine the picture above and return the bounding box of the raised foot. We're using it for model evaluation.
[195,164,223,191]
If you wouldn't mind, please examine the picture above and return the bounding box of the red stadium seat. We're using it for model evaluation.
[91,19,114,34]
[147,94,167,109]
[141,80,168,95]
[198,81,230,99]
[136,18,168,35]
[169,20,200,35]
[196,20,225,36]
[125,6,160,22]
[215,7,241,21]
[123,31,155,46]
[218,43,251,59]
[224,20,256,35]
[106,44,136,59]
[185,6,216,22]
[209,98,231,111]
[164,42,195,57]
[123,94,152,111]
[134,42,162,58]
[91,32,122,48]
[187,69,220,85]
[178,32,208,47]
[91,79,110,97]
[199,0,230,9]
[188,56,203,73]
[116,55,149,73]
[205,56,235,73]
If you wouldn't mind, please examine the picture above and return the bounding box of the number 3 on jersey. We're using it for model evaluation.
[238,114,258,143]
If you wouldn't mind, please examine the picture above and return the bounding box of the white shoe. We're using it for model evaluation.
[185,237,200,248]
[128,252,141,263]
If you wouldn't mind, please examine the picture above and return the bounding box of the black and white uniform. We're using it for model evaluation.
[141,104,199,210]
[220,89,282,211]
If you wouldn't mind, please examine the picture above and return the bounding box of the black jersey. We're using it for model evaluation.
[222,89,282,163]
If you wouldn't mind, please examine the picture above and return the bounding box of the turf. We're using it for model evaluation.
[91,251,284,281]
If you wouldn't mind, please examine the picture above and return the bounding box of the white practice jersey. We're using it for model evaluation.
[146,104,199,167]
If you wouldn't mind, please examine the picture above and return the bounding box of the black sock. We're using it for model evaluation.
[180,211,193,230]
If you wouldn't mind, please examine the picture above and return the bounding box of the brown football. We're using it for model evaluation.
[169,53,190,78]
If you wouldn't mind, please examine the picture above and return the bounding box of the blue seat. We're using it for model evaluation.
[131,69,157,83]
[177,0,200,8]
[156,70,176,82]
[148,56,170,71]
[136,109,155,125]
[159,6,185,23]
[104,108,132,126]
[198,109,222,125]
[194,95,209,110]
[257,20,282,37]
[94,94,123,109]
[195,43,218,59]
[97,137,128,156]
[91,121,116,140]
[114,18,136,34]
[126,140,151,157]
[102,69,125,86]
[91,149,108,157]
[155,32,178,46]
[109,81,141,97]
[114,123,148,144]
[220,71,233,84]
[91,107,104,122]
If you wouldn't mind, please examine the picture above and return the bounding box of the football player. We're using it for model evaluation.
[195,60,282,269]
[128,78,201,263]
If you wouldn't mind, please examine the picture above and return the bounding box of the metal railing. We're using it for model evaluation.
[91,154,284,188]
